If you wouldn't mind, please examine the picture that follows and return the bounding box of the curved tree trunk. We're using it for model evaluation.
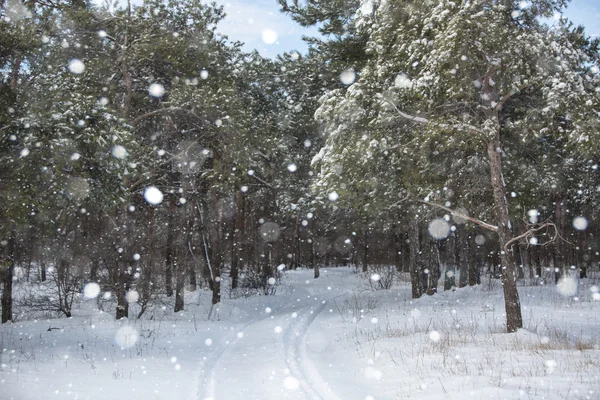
[487,136,523,333]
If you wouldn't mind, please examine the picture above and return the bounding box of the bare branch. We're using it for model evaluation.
[504,219,574,252]
[417,198,499,232]
[249,173,276,189]
[494,83,533,111]
[503,222,556,252]
[382,94,485,135]
[131,107,203,126]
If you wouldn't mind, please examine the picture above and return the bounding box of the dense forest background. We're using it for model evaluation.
[1,0,599,333]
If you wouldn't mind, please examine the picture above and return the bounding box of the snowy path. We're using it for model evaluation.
[196,271,350,400]
[4,267,600,400]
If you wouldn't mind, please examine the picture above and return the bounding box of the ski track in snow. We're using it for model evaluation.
[196,282,349,400]
[283,296,344,400]
[195,310,274,400]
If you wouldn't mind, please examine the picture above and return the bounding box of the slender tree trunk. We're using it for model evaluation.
[402,232,410,273]
[174,253,184,312]
[467,233,478,286]
[115,274,129,320]
[1,235,15,323]
[41,260,47,282]
[445,232,457,290]
[115,253,131,320]
[165,200,175,297]
[427,240,441,295]
[310,238,316,269]
[580,230,588,279]
[487,135,523,332]
[470,234,481,285]
[393,226,403,272]
[231,191,244,289]
[137,206,155,319]
[174,201,185,312]
[529,244,540,280]
[553,195,567,284]
[457,229,468,288]
[409,219,423,299]
[362,231,368,273]
[186,203,197,292]
[211,194,223,304]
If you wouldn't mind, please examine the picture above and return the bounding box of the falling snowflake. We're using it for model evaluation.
[340,69,356,85]
[83,283,101,299]
[68,59,85,74]
[261,29,278,44]
[148,83,165,98]
[143,186,164,205]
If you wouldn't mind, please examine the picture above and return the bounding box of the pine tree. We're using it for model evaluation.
[312,0,599,332]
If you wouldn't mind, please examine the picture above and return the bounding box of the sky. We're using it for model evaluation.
[212,0,600,58]
[212,0,320,57]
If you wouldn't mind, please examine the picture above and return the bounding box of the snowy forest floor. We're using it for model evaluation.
[1,267,599,400]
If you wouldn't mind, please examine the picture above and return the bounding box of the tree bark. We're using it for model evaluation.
[457,229,468,288]
[186,202,197,292]
[41,260,47,282]
[165,199,175,297]
[468,234,480,285]
[393,225,403,272]
[553,194,567,284]
[230,191,244,289]
[427,240,441,295]
[409,218,423,299]
[487,136,523,332]
[1,235,15,323]
[9,55,22,90]
[362,231,368,273]
[174,252,184,312]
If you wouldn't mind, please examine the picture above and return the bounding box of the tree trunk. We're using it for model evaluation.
[1,235,15,323]
[362,231,368,273]
[174,201,183,312]
[427,240,441,295]
[445,232,457,290]
[553,195,567,284]
[393,226,403,272]
[580,230,589,279]
[10,55,22,90]
[41,260,47,282]
[186,203,197,292]
[115,281,129,320]
[529,243,541,280]
[457,229,468,288]
[165,200,175,297]
[402,232,410,273]
[487,136,523,333]
[409,218,423,299]
[174,253,184,312]
[230,191,244,289]
[468,234,480,285]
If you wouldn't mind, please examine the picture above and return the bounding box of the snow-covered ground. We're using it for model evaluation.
[1,267,599,400]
